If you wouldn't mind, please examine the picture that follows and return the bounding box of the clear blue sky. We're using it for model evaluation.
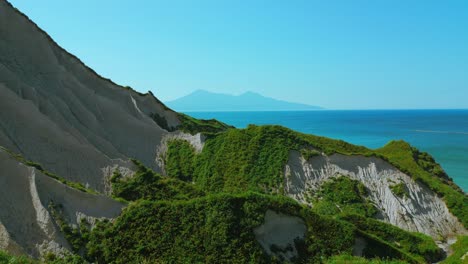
[9,0,468,109]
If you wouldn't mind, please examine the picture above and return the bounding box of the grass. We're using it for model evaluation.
[165,139,196,181]
[389,182,409,198]
[48,202,89,254]
[325,255,408,264]
[340,214,443,263]
[441,236,468,264]
[1,119,465,263]
[101,162,428,263]
[177,113,233,135]
[300,148,322,160]
[0,251,35,264]
[165,124,374,194]
[86,192,356,264]
[311,176,378,218]
[111,159,204,202]
[163,124,467,229]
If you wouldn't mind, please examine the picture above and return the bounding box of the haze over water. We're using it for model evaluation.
[187,109,468,192]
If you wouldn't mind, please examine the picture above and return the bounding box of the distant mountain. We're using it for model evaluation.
[165,90,322,112]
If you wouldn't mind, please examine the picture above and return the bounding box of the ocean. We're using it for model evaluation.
[186,110,468,192]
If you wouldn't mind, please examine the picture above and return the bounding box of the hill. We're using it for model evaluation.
[0,1,466,263]
[165,89,322,112]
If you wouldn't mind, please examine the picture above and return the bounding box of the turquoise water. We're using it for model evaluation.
[186,110,468,192]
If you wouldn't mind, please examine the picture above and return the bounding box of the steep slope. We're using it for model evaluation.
[284,151,465,238]
[85,159,444,263]
[0,0,180,192]
[1,1,467,262]
[166,89,322,112]
[161,125,467,241]
[0,148,124,258]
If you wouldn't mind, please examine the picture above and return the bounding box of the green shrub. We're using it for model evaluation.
[164,123,467,230]
[177,113,233,135]
[300,148,321,160]
[165,139,196,181]
[325,254,408,264]
[389,183,409,198]
[0,251,35,264]
[48,202,88,254]
[341,214,443,263]
[312,176,377,218]
[441,236,468,264]
[112,160,204,201]
[86,193,356,264]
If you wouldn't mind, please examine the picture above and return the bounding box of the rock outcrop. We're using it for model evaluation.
[284,150,467,239]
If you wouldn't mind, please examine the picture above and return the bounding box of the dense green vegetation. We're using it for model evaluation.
[300,148,322,160]
[0,158,412,263]
[0,251,35,264]
[95,162,434,263]
[441,236,468,264]
[168,125,311,193]
[164,125,467,229]
[43,253,85,264]
[340,215,443,263]
[156,124,462,263]
[85,192,356,264]
[111,159,204,202]
[165,139,197,181]
[310,176,378,218]
[177,113,233,135]
[48,202,90,254]
[325,255,408,264]
[2,119,465,263]
[389,182,409,198]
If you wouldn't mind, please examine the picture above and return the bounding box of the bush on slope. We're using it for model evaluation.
[86,193,356,264]
[440,236,468,264]
[111,159,204,202]
[166,124,468,229]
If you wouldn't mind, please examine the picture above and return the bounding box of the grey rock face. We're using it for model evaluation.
[0,0,180,192]
[0,149,124,257]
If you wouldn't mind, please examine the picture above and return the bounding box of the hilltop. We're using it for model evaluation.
[0,1,466,263]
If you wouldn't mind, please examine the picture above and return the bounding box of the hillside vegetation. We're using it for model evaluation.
[165,124,467,229]
[3,118,464,263]
[45,159,440,263]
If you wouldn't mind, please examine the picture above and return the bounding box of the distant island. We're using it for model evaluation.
[165,90,322,112]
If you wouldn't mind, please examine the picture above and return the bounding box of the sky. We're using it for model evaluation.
[9,0,468,109]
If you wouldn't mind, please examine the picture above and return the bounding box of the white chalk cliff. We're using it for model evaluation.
[284,151,467,239]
